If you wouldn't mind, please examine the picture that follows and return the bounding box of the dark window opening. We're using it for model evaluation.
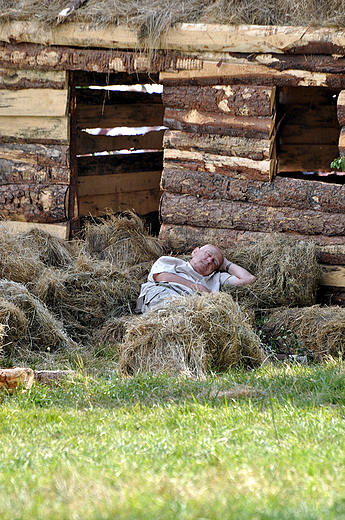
[276,86,344,184]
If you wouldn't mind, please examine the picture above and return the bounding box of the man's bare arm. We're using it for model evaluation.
[153,272,210,293]
[219,258,256,286]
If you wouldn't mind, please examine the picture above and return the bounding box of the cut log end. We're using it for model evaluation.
[0,367,34,390]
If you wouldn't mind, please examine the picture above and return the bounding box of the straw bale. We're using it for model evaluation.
[83,211,164,268]
[16,228,76,268]
[117,292,265,378]
[222,235,320,310]
[0,280,75,356]
[262,305,345,360]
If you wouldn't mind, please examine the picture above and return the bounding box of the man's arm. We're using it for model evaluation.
[219,258,256,286]
[153,272,210,293]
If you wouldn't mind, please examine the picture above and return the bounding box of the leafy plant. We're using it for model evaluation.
[330,157,345,171]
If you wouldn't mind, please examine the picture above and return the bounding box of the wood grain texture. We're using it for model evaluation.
[0,69,67,89]
[0,116,69,143]
[0,89,68,117]
[3,220,69,239]
[79,189,161,217]
[78,171,162,197]
[77,103,164,129]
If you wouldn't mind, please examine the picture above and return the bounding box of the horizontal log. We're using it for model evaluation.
[160,192,345,236]
[162,86,274,116]
[164,108,274,139]
[339,127,345,157]
[158,224,345,265]
[77,152,163,177]
[0,367,34,390]
[0,143,70,184]
[34,370,76,384]
[337,90,345,126]
[78,171,162,197]
[278,144,340,172]
[0,69,67,89]
[0,89,68,117]
[279,125,340,145]
[77,103,165,129]
[2,220,69,239]
[161,168,345,213]
[77,129,164,155]
[320,265,345,287]
[79,189,161,217]
[76,88,162,106]
[163,130,271,161]
[0,116,69,143]
[0,183,68,222]
[164,149,272,182]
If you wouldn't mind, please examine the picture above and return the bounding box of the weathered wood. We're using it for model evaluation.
[320,266,345,287]
[0,367,34,390]
[77,102,164,129]
[3,220,69,239]
[339,127,345,157]
[34,370,76,384]
[0,69,67,90]
[162,86,274,116]
[164,108,274,139]
[163,130,271,161]
[164,149,272,182]
[281,104,338,127]
[161,168,345,214]
[78,171,162,197]
[74,71,160,87]
[77,152,163,177]
[77,129,164,155]
[0,89,68,117]
[160,192,345,236]
[278,144,340,172]
[0,116,69,143]
[278,85,340,106]
[79,189,161,217]
[337,90,345,126]
[0,184,68,222]
[158,224,345,264]
[279,125,340,145]
[3,21,345,54]
[0,143,70,184]
[76,88,162,107]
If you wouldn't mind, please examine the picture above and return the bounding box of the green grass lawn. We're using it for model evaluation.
[1,361,345,520]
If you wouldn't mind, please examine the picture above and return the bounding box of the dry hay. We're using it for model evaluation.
[83,211,164,268]
[16,228,77,268]
[261,305,345,360]
[32,255,143,341]
[117,292,266,378]
[2,0,345,32]
[0,280,75,357]
[222,235,320,310]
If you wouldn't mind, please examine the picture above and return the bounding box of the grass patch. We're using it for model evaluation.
[1,362,345,519]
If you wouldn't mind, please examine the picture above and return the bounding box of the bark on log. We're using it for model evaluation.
[338,90,345,126]
[161,168,345,214]
[160,192,345,236]
[164,149,272,182]
[0,367,34,390]
[163,130,271,161]
[164,108,274,139]
[229,53,345,74]
[0,143,69,184]
[0,184,68,222]
[162,86,274,116]
[34,370,76,384]
[0,69,67,90]
[159,224,345,265]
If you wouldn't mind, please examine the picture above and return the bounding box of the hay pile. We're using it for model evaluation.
[222,235,321,309]
[117,292,266,378]
[260,305,345,361]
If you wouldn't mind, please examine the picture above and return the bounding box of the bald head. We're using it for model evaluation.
[190,244,224,276]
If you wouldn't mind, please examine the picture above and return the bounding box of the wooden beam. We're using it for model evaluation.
[76,88,162,106]
[160,192,345,236]
[278,144,340,172]
[0,69,67,90]
[77,129,164,155]
[3,220,69,239]
[77,152,163,177]
[2,22,345,55]
[0,89,68,117]
[0,116,69,143]
[78,171,162,197]
[77,102,164,129]
[79,189,161,217]
[320,265,345,287]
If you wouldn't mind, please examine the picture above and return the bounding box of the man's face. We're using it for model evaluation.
[190,245,223,276]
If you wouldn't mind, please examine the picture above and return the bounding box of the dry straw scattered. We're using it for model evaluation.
[117,292,266,378]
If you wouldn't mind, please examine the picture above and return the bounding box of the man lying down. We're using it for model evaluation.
[136,244,256,314]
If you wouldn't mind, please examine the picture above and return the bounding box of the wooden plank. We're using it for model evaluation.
[77,151,163,177]
[163,130,271,161]
[338,127,345,156]
[3,21,345,54]
[320,265,345,287]
[158,223,345,265]
[281,104,338,127]
[76,88,162,106]
[0,184,68,222]
[0,89,68,117]
[162,85,274,116]
[0,143,69,184]
[0,116,69,143]
[78,171,162,197]
[161,168,345,214]
[160,192,345,236]
[164,149,272,182]
[337,90,345,126]
[77,103,164,129]
[0,69,67,90]
[278,144,339,172]
[279,86,340,106]
[164,108,274,139]
[3,220,70,240]
[279,125,340,145]
[79,189,162,217]
[74,71,160,87]
[77,129,164,155]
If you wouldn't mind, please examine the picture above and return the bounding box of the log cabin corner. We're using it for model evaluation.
[1,2,345,303]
